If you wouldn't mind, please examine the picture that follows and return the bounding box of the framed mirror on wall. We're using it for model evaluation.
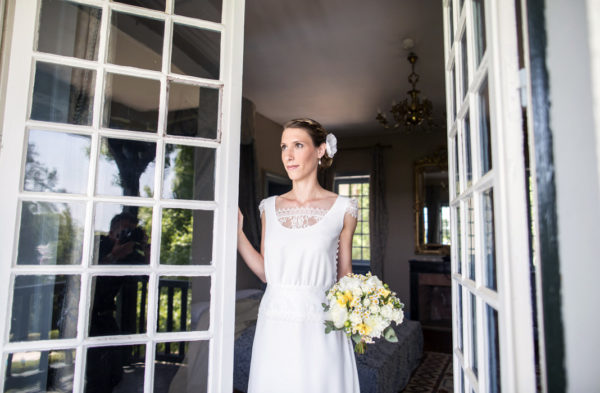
[414,147,451,255]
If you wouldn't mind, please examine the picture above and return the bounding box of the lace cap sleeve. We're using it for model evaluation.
[345,197,359,219]
[258,198,266,216]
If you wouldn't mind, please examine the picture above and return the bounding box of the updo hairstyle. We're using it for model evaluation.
[282,118,333,169]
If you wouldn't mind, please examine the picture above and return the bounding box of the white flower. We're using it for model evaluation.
[380,304,394,320]
[392,309,404,325]
[369,304,381,314]
[349,310,362,325]
[330,303,348,328]
[363,298,371,307]
[325,133,337,157]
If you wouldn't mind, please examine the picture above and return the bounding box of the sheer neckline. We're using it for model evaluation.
[273,195,341,230]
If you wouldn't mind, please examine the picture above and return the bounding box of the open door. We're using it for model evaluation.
[0,0,245,391]
[443,0,537,391]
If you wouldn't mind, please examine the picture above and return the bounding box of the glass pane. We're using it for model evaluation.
[461,33,469,101]
[471,293,478,377]
[448,2,454,44]
[85,344,146,392]
[163,144,216,200]
[474,0,487,65]
[454,134,460,196]
[483,189,497,290]
[172,24,220,80]
[457,285,463,350]
[175,0,222,22]
[486,304,501,393]
[479,79,493,174]
[338,183,349,195]
[455,204,462,274]
[31,62,95,125]
[10,275,80,342]
[38,0,101,60]
[93,204,152,265]
[464,113,473,186]
[4,349,76,393]
[89,275,148,336]
[103,73,160,132]
[17,201,85,265]
[113,0,165,11]
[96,137,156,197]
[450,66,457,122]
[157,276,210,332]
[160,209,213,265]
[108,11,164,71]
[167,82,219,139]
[24,130,90,194]
[154,340,209,392]
[467,198,475,280]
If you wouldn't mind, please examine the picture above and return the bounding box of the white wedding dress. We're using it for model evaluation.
[247,195,361,393]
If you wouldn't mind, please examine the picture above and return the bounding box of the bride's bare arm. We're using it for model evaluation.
[237,208,267,283]
[337,212,358,280]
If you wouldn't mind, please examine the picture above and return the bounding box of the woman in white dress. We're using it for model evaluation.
[237,118,361,393]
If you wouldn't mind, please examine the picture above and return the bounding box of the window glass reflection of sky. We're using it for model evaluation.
[25,130,90,194]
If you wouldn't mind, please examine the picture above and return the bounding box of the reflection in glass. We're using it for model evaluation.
[456,204,462,274]
[157,341,209,393]
[479,79,493,174]
[17,201,85,265]
[89,275,148,336]
[31,62,95,125]
[474,0,487,65]
[486,304,501,393]
[10,275,80,342]
[461,33,469,101]
[157,276,211,333]
[451,65,457,122]
[421,170,450,246]
[108,11,164,71]
[167,82,219,139]
[113,0,165,11]
[467,198,475,280]
[85,344,146,392]
[160,209,213,265]
[454,134,460,196]
[457,286,463,350]
[96,137,156,197]
[4,349,76,393]
[103,73,160,132]
[464,113,473,186]
[172,24,220,80]
[38,0,101,60]
[24,130,90,194]
[471,293,478,377]
[163,144,215,200]
[175,0,222,22]
[483,189,497,290]
[93,204,152,265]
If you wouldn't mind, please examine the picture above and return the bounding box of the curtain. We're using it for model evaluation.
[369,144,388,280]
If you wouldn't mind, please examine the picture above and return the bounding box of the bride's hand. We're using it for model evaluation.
[238,207,244,235]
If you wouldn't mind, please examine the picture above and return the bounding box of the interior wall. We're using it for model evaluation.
[546,0,600,390]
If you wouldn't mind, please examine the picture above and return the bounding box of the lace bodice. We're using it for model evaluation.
[259,197,358,229]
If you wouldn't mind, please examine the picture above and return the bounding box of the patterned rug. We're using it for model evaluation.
[400,351,453,393]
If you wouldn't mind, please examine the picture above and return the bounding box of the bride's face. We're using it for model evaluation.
[280,127,324,181]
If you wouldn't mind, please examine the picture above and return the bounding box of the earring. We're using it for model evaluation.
[319,158,322,165]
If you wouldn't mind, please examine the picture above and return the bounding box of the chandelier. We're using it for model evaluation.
[376,52,435,131]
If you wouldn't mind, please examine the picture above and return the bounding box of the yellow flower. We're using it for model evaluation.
[356,323,372,336]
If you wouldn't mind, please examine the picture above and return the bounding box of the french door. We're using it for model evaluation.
[0,0,245,391]
[443,0,537,392]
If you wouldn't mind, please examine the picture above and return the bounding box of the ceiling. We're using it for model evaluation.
[242,0,446,137]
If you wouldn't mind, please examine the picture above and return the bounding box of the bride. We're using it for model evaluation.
[237,118,361,393]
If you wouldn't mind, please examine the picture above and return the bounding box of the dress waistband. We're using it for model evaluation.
[266,282,333,293]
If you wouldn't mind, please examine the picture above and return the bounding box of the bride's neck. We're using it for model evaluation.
[290,178,324,204]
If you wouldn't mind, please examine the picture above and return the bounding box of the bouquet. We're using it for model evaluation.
[322,272,404,354]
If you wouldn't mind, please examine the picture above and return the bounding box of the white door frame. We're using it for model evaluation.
[0,0,245,391]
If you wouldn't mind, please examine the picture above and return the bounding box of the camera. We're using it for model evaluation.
[117,226,145,245]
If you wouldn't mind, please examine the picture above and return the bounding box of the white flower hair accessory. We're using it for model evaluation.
[325,133,337,158]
